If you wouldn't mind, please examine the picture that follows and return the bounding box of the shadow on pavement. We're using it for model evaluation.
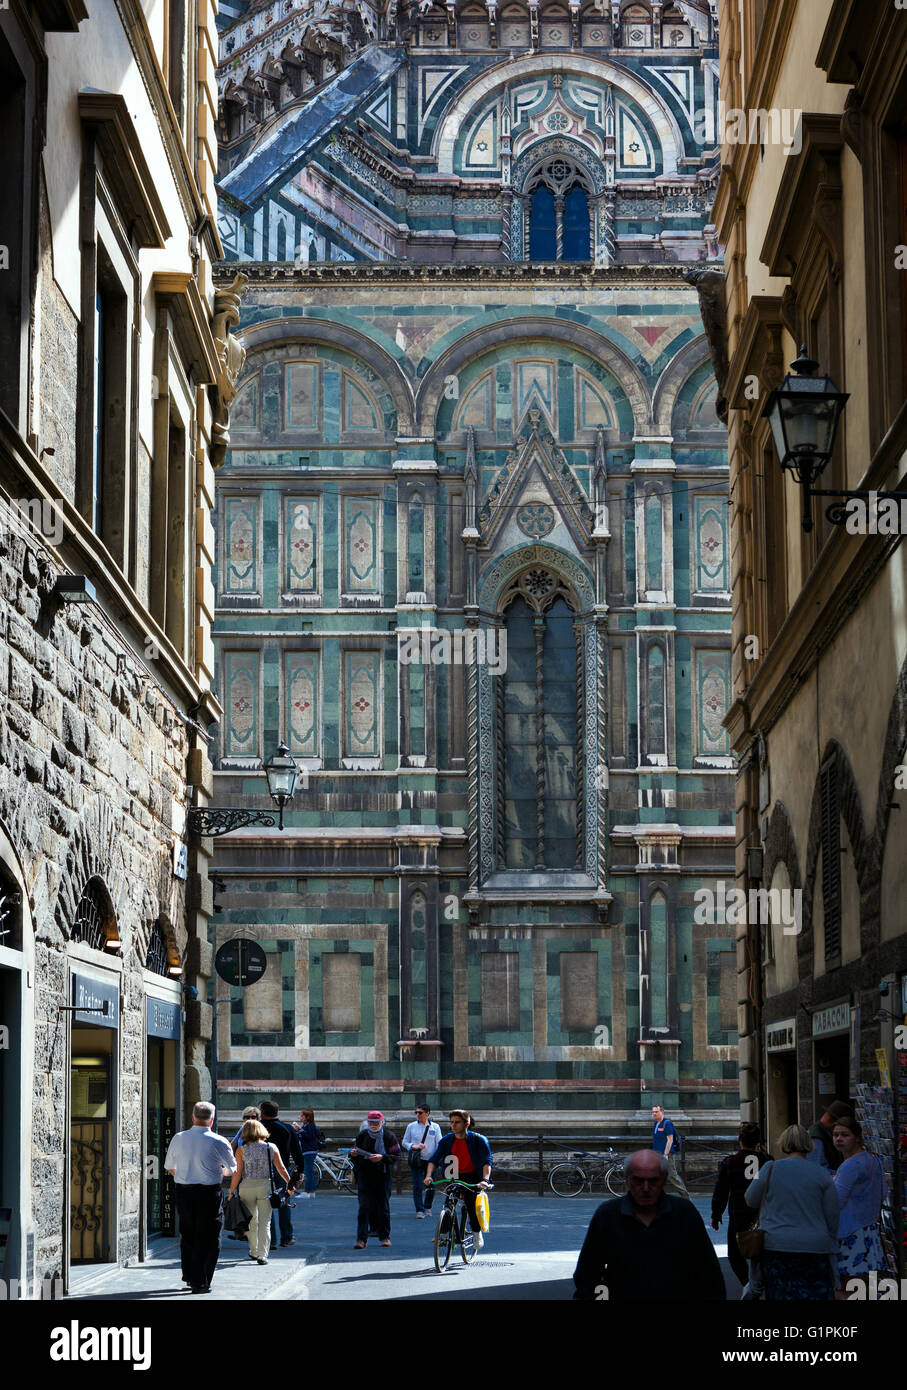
[390,1277,577,1300]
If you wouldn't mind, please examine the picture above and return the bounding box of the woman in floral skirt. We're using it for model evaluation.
[833,1116,888,1295]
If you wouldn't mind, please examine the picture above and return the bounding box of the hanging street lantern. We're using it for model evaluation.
[187,742,300,836]
[762,346,849,533]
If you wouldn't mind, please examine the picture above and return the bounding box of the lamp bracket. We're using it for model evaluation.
[187,807,278,837]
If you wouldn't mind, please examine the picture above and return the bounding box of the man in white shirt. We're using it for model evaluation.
[165,1100,237,1293]
[402,1104,442,1218]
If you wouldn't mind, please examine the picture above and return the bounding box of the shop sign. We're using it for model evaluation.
[766,1018,796,1052]
[72,972,119,1028]
[812,1002,850,1038]
[146,998,181,1040]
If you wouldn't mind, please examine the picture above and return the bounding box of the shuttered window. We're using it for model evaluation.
[820,761,841,965]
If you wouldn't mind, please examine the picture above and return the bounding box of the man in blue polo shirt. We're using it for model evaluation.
[652,1103,690,1198]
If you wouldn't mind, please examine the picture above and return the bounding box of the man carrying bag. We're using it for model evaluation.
[402,1105,442,1219]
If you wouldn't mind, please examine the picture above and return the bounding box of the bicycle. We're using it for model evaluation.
[430,1179,493,1271]
[548,1148,626,1197]
[310,1150,355,1193]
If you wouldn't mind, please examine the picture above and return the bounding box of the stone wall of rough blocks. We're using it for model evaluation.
[0,508,191,1281]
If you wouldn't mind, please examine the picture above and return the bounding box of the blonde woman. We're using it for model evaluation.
[228,1119,290,1265]
[744,1123,840,1300]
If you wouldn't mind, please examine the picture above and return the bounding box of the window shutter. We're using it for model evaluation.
[819,761,841,964]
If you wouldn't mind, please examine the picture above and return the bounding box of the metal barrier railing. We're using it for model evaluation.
[373,1133,742,1197]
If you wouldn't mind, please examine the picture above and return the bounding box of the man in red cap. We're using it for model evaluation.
[350,1111,401,1248]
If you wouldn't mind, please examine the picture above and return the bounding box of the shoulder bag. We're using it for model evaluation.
[266,1143,283,1209]
[736,1160,773,1260]
[408,1125,430,1169]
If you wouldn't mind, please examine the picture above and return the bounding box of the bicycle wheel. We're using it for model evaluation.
[338,1162,355,1194]
[433,1207,455,1271]
[605,1163,626,1196]
[459,1204,476,1264]
[549,1163,587,1197]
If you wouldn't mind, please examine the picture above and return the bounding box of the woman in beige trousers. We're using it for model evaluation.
[228,1119,291,1264]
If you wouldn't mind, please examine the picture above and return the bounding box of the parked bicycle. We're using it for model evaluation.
[310,1149,355,1193]
[430,1179,493,1271]
[549,1148,627,1197]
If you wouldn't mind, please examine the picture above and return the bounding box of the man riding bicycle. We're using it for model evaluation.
[424,1110,492,1247]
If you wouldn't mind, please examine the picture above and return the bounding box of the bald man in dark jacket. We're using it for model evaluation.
[574,1149,726,1300]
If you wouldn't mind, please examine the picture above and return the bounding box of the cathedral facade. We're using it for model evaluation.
[209,0,737,1134]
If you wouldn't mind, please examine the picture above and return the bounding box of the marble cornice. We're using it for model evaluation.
[214,260,720,287]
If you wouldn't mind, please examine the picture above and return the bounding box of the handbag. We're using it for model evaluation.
[407,1125,430,1169]
[736,1160,773,1260]
[266,1144,283,1209]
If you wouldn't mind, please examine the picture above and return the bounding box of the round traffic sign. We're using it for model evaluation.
[214,938,267,987]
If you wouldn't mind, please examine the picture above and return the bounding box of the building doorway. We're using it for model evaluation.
[146,1035,177,1239]
[0,963,20,1282]
[813,1032,851,1115]
[766,1051,797,1149]
[70,1024,114,1264]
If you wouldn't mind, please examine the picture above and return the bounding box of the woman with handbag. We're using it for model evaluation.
[742,1123,840,1300]
[228,1119,291,1265]
[833,1116,888,1292]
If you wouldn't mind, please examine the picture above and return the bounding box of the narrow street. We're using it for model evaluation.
[67,1194,739,1303]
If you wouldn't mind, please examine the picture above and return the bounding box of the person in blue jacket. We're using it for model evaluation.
[424,1110,492,1247]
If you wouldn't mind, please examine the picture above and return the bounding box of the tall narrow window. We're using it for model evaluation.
[503,596,536,868]
[562,184,590,261]
[91,249,128,563]
[529,186,556,260]
[500,570,579,869]
[646,645,666,756]
[0,32,27,427]
[408,495,424,591]
[164,412,187,656]
[166,0,186,125]
[92,289,105,537]
[542,597,577,867]
[645,492,663,591]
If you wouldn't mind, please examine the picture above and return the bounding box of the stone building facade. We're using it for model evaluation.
[0,0,239,1292]
[712,0,907,1149]
[208,0,738,1136]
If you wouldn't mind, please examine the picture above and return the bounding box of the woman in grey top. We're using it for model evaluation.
[744,1123,840,1300]
[228,1119,290,1264]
